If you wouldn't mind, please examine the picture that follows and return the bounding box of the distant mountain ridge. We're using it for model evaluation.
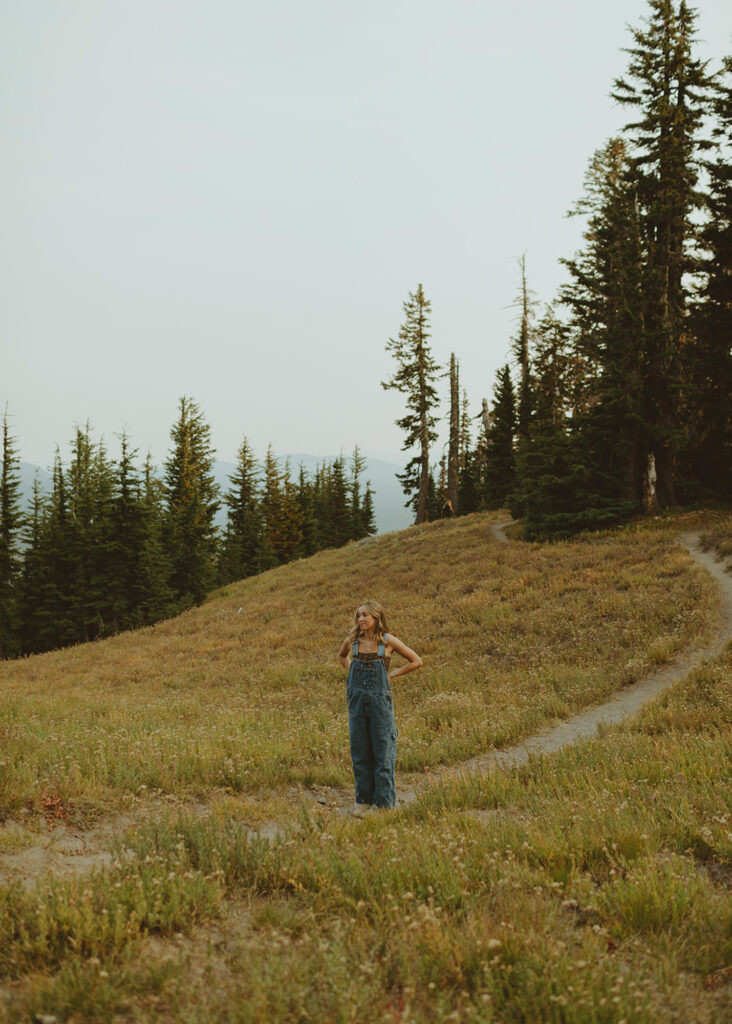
[19,454,412,535]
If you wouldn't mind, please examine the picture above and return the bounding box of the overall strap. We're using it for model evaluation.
[377,639,385,658]
[352,640,359,658]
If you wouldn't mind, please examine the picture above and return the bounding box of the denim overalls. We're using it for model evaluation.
[346,637,397,809]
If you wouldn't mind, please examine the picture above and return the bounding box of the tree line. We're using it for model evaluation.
[383,1,730,538]
[0,398,375,658]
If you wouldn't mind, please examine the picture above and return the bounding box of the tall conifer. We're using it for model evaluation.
[361,482,377,536]
[105,434,153,631]
[686,55,732,497]
[561,138,648,506]
[483,365,516,508]
[0,412,23,657]
[513,255,536,441]
[447,354,460,513]
[17,476,46,653]
[349,446,367,540]
[140,454,174,623]
[611,0,713,505]
[220,436,263,581]
[261,446,285,567]
[163,397,220,605]
[382,284,440,523]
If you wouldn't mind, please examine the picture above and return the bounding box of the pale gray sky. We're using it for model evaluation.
[2,0,729,468]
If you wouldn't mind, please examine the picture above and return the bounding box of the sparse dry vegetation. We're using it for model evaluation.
[698,510,732,562]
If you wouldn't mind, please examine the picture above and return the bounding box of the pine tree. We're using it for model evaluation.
[66,426,114,640]
[382,284,440,523]
[532,308,572,428]
[361,482,377,536]
[16,476,43,653]
[297,464,320,557]
[349,446,367,540]
[483,365,516,508]
[163,397,220,605]
[436,454,449,516]
[611,0,713,506]
[140,454,174,622]
[458,449,481,515]
[561,138,649,508]
[324,456,350,548]
[220,436,263,581]
[279,459,305,562]
[0,411,23,657]
[261,445,285,567]
[104,434,161,632]
[459,388,471,475]
[447,354,460,513]
[513,255,536,440]
[30,455,76,651]
[685,55,732,498]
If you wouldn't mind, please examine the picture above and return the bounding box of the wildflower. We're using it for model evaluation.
[487,938,502,949]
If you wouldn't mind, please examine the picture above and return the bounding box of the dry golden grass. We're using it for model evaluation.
[0,510,729,1023]
[1,647,728,1023]
[698,509,732,560]
[0,511,721,819]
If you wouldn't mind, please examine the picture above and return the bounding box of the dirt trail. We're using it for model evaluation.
[451,529,731,775]
[1,528,729,882]
[327,526,732,811]
[0,815,126,887]
[295,527,731,817]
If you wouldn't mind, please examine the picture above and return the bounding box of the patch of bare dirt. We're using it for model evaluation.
[0,797,222,888]
[0,816,124,888]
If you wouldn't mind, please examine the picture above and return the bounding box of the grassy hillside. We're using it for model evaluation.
[0,510,722,817]
[0,510,729,1022]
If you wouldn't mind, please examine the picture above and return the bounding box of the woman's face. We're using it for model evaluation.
[356,606,376,633]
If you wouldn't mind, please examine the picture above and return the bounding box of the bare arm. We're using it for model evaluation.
[337,636,352,670]
[385,634,423,680]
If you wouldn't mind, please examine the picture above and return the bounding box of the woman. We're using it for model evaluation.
[337,601,422,809]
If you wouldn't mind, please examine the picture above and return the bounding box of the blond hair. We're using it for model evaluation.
[348,601,389,644]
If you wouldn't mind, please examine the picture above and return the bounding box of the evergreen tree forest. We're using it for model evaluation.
[385,1,729,539]
[0,400,376,659]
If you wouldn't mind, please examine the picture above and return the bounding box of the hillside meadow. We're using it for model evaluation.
[0,511,722,818]
[0,509,729,1022]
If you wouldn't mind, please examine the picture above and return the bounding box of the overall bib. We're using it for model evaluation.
[346,638,397,808]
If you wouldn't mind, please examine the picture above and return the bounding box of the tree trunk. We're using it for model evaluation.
[642,452,658,515]
[416,454,429,524]
[481,398,491,440]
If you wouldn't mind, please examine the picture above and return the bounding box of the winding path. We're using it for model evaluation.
[439,527,731,778]
[379,526,732,809]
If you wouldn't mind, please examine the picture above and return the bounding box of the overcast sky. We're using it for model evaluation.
[2,0,729,468]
